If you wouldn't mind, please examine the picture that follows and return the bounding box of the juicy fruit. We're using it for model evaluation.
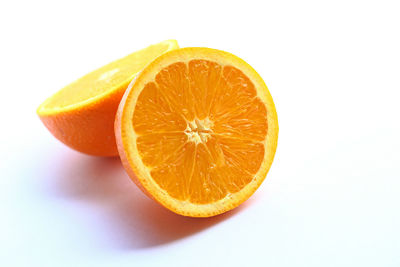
[115,48,278,217]
[37,40,179,156]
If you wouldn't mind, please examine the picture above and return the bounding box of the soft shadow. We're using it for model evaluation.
[44,151,249,249]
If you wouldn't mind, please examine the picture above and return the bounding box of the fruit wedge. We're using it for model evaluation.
[115,47,279,217]
[37,40,179,156]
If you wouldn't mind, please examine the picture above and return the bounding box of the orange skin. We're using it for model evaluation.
[39,83,127,156]
[114,78,155,197]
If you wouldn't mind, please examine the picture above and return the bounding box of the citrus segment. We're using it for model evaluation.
[115,47,278,216]
[37,40,179,156]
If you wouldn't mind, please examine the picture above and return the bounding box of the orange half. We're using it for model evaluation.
[115,47,278,217]
[37,40,179,156]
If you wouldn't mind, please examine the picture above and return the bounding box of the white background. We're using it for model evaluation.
[1,0,399,266]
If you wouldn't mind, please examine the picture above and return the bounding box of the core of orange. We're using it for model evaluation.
[37,40,179,156]
[115,47,279,217]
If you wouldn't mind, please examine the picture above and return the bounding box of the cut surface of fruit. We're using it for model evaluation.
[115,47,278,217]
[37,40,178,156]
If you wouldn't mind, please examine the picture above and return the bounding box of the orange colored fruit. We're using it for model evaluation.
[37,40,179,156]
[115,47,279,217]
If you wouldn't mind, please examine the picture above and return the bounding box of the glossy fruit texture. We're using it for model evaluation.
[115,47,278,217]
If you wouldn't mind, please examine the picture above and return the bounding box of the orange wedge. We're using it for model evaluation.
[37,40,179,156]
[115,47,279,217]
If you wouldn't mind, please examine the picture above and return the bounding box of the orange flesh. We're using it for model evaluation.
[132,60,268,204]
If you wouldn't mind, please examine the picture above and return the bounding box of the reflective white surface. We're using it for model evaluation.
[1,0,399,266]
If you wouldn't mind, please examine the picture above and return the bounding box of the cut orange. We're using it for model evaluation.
[37,40,179,156]
[115,47,278,217]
